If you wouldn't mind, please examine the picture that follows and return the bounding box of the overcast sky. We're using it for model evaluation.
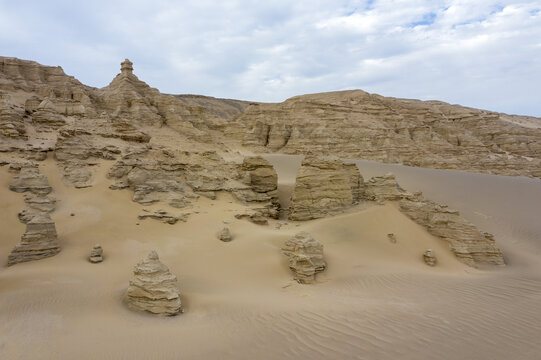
[1,0,540,116]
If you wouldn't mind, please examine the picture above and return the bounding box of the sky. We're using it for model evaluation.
[1,0,540,116]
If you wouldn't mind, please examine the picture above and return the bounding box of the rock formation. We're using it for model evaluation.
[137,209,189,224]
[89,245,103,263]
[288,156,361,221]
[399,193,505,266]
[218,227,232,242]
[9,164,52,195]
[282,232,327,284]
[126,251,182,316]
[423,249,437,266]
[8,212,61,266]
[233,156,280,219]
[363,173,408,202]
[226,90,541,179]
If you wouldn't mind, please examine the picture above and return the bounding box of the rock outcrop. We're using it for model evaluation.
[89,244,103,263]
[137,209,189,224]
[288,156,361,221]
[399,193,505,266]
[226,90,541,179]
[218,227,232,242]
[363,173,408,202]
[9,164,52,195]
[233,156,280,219]
[282,232,327,284]
[7,212,61,266]
[423,249,437,266]
[126,251,182,316]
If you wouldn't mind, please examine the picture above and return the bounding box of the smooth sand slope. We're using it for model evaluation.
[1,155,541,359]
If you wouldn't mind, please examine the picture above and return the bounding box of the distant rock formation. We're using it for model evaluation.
[126,251,182,316]
[225,90,541,179]
[423,249,437,266]
[400,193,504,266]
[89,244,103,263]
[8,212,61,266]
[282,232,327,284]
[288,156,361,220]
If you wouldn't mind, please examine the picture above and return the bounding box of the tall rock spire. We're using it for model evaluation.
[120,59,133,75]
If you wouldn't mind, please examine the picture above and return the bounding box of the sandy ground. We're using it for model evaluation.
[1,154,541,359]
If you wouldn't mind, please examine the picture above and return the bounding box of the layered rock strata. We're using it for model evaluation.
[218,227,232,242]
[89,244,103,263]
[288,156,361,221]
[233,156,280,218]
[399,193,505,266]
[423,249,437,266]
[363,173,408,202]
[126,251,182,316]
[282,232,327,284]
[226,90,541,179]
[8,212,61,266]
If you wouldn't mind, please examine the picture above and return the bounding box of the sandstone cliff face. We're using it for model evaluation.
[226,90,541,178]
[126,251,182,316]
[288,156,360,221]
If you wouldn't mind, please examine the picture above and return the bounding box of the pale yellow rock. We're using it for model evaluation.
[288,156,356,221]
[399,193,505,266]
[7,212,61,266]
[126,251,182,316]
[282,232,326,284]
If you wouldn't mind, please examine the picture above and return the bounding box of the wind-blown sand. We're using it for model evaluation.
[1,154,541,359]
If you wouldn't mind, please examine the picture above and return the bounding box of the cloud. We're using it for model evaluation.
[0,0,540,116]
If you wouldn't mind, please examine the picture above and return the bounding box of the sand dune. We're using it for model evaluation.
[1,154,541,359]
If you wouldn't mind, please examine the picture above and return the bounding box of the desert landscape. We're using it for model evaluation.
[1,55,541,360]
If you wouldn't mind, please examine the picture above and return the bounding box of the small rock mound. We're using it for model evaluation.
[89,244,103,263]
[282,232,327,284]
[8,212,61,266]
[218,227,232,242]
[126,251,182,316]
[423,249,437,266]
[9,165,52,195]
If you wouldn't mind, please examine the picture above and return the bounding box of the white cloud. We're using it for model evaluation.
[0,0,540,116]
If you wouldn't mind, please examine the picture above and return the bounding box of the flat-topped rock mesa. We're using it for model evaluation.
[226,90,541,178]
[126,251,182,316]
[282,232,327,284]
[8,212,61,266]
[288,156,362,221]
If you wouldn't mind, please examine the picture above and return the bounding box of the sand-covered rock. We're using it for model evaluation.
[423,249,437,266]
[126,251,182,316]
[363,173,408,202]
[7,212,61,266]
[218,227,232,242]
[89,244,103,263]
[282,232,327,284]
[137,209,189,224]
[399,194,505,266]
[288,156,357,220]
